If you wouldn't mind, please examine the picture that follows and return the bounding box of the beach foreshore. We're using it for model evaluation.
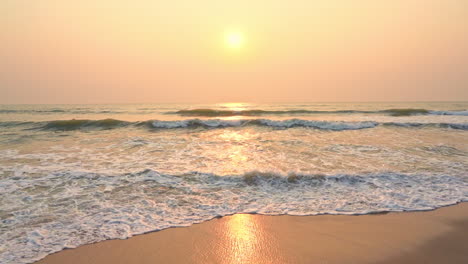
[36,202,468,264]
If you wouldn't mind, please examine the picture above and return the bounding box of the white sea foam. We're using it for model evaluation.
[148,119,468,130]
[150,119,379,130]
[0,169,467,263]
[3,118,468,132]
[256,119,378,130]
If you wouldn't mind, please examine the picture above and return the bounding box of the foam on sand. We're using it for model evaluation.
[1,169,467,263]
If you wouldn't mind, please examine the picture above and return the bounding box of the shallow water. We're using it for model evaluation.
[1,102,467,263]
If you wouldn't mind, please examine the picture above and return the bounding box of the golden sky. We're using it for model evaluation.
[1,0,468,103]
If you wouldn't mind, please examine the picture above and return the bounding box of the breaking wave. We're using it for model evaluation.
[1,119,467,131]
[149,119,379,130]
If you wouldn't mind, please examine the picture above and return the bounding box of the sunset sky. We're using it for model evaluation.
[1,0,468,104]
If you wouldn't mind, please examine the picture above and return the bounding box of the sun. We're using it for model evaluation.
[225,31,245,49]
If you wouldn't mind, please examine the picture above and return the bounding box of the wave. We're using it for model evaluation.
[0,109,125,114]
[2,118,467,131]
[149,119,379,130]
[41,119,131,130]
[2,169,467,263]
[383,108,429,116]
[167,108,468,117]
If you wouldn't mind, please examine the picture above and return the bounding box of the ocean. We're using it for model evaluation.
[1,102,467,263]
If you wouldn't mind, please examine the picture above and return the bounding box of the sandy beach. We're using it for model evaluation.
[35,202,468,264]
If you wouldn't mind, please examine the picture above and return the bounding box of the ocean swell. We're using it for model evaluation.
[1,107,467,117]
[167,108,468,117]
[41,119,131,130]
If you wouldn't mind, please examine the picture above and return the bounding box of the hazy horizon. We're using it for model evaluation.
[2,0,468,104]
[1,100,468,106]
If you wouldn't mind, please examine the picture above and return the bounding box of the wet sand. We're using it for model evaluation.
[36,202,468,264]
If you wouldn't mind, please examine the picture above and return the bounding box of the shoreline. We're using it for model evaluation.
[35,202,468,264]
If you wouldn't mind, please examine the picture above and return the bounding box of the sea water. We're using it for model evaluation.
[0,102,467,263]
